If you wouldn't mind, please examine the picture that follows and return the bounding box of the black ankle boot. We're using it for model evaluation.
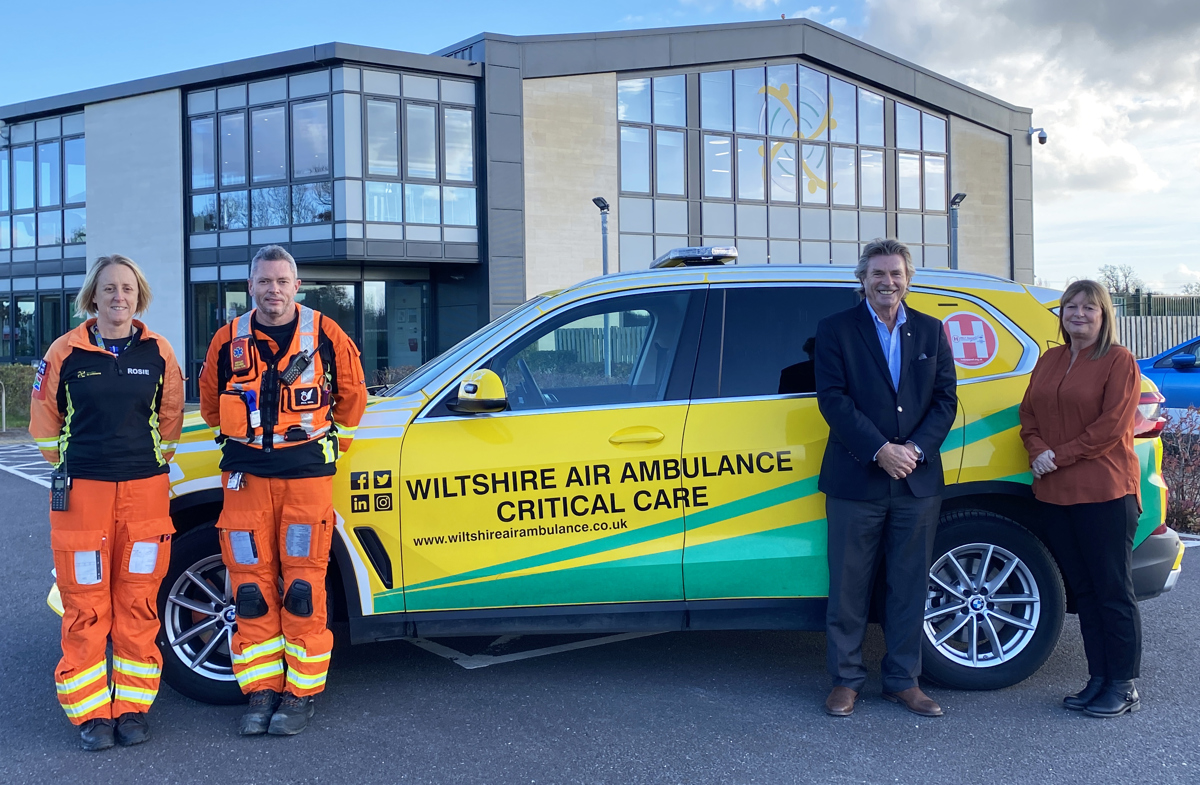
[1063,676,1105,711]
[1084,680,1140,718]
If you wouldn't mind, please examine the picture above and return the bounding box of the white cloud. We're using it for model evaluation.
[733,0,782,9]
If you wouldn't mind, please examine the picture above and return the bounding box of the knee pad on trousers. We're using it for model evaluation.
[284,580,313,617]
[235,583,268,619]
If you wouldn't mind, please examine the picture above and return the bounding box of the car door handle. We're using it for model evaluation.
[609,426,665,445]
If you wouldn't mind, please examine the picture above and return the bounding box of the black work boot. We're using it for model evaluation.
[115,712,151,746]
[1084,680,1140,718]
[239,689,281,736]
[268,692,315,736]
[1062,676,1105,711]
[79,717,116,751]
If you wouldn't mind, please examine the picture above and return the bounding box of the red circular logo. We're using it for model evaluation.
[942,312,999,369]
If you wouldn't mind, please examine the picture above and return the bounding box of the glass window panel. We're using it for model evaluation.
[219,113,246,187]
[858,89,883,146]
[441,80,475,105]
[15,295,35,357]
[64,208,86,244]
[38,210,62,245]
[769,239,799,264]
[768,205,798,238]
[39,292,63,356]
[617,79,651,123]
[0,153,8,212]
[36,118,60,140]
[924,214,949,246]
[0,216,9,249]
[444,108,474,182]
[366,181,403,222]
[831,242,858,265]
[801,208,830,240]
[220,191,249,230]
[897,212,922,244]
[925,245,949,267]
[64,138,85,204]
[831,210,857,241]
[403,75,439,100]
[14,214,35,247]
[363,280,427,381]
[188,90,215,115]
[769,140,797,202]
[404,183,440,224]
[801,241,831,264]
[332,67,360,93]
[831,146,856,207]
[736,238,767,265]
[620,126,650,194]
[736,203,767,237]
[292,182,332,224]
[703,134,732,199]
[191,194,217,232]
[443,186,476,226]
[619,233,655,271]
[860,211,886,242]
[366,99,399,177]
[766,65,797,140]
[289,70,329,98]
[655,129,685,196]
[405,104,437,180]
[860,148,884,208]
[619,197,653,233]
[218,84,246,110]
[249,78,286,105]
[362,70,401,96]
[737,137,765,200]
[251,106,286,184]
[292,99,329,179]
[897,152,921,210]
[653,75,686,127]
[251,187,289,227]
[910,246,923,267]
[655,199,688,235]
[656,235,688,258]
[702,201,735,236]
[896,103,921,150]
[38,142,60,207]
[190,118,215,190]
[801,144,827,204]
[797,66,828,142]
[829,79,856,144]
[735,68,765,135]
[700,71,733,132]
[62,114,85,136]
[923,114,946,153]
[13,147,34,210]
[924,155,946,211]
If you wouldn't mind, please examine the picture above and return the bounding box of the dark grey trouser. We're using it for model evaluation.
[825,483,940,694]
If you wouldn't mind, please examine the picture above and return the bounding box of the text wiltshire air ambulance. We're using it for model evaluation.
[56,251,1185,704]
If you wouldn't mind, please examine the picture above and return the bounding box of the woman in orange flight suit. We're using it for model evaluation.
[30,254,184,751]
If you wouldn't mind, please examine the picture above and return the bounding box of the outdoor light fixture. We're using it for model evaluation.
[1028,127,1048,145]
[592,196,610,212]
[593,196,613,376]
[950,193,967,269]
[950,192,967,207]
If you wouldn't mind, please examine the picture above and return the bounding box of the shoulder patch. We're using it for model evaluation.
[31,360,47,399]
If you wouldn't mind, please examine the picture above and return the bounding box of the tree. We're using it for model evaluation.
[1181,282,1200,296]
[1097,263,1145,295]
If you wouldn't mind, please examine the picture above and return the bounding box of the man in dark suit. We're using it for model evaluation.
[814,238,957,718]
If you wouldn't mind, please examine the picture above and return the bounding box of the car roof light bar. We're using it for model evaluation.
[650,246,739,269]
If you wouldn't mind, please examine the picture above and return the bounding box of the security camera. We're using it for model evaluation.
[1029,127,1048,145]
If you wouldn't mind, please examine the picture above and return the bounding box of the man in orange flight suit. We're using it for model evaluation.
[200,245,366,736]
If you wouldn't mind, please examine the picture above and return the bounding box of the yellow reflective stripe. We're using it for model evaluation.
[232,635,285,665]
[113,656,161,678]
[35,437,60,449]
[322,436,336,464]
[56,661,107,694]
[235,659,285,688]
[159,441,178,452]
[113,685,157,705]
[286,669,328,690]
[334,423,358,436]
[210,426,222,439]
[62,686,111,718]
[284,642,332,664]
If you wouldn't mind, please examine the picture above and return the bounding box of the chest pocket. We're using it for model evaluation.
[282,384,327,413]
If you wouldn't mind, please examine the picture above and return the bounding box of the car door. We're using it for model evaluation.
[399,287,706,612]
[1149,341,1200,411]
[681,283,858,602]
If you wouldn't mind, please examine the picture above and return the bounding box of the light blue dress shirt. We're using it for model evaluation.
[867,300,907,391]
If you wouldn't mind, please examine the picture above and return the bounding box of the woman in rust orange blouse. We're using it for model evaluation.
[1019,279,1143,718]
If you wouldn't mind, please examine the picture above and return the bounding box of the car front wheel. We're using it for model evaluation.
[921,510,1065,690]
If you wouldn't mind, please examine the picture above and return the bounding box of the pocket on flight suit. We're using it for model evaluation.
[119,517,175,583]
[278,504,333,569]
[51,529,110,593]
[216,509,272,569]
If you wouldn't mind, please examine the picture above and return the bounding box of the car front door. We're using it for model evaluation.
[398,288,705,613]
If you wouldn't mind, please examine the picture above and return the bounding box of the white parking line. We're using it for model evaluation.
[0,444,51,488]
[409,632,663,670]
[1181,534,1200,549]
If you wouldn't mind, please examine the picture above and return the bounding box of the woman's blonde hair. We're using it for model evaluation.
[74,254,153,318]
[1059,279,1118,360]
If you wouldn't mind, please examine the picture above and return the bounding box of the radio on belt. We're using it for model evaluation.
[280,349,314,385]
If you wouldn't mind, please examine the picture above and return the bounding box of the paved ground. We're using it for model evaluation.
[2,467,1197,785]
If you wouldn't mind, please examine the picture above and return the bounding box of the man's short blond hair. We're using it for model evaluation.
[74,254,153,318]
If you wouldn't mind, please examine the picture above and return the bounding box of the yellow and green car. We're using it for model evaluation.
[109,255,1184,703]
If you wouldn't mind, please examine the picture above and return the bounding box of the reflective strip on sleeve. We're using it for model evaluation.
[231,635,286,665]
[333,423,358,437]
[159,441,178,453]
[113,656,161,678]
[286,669,328,691]
[35,437,60,450]
[284,641,332,664]
[56,660,107,694]
[113,685,157,706]
[62,686,111,719]
[235,659,285,689]
[210,426,222,439]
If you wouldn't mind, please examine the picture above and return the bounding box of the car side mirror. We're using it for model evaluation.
[1172,353,1197,370]
[447,369,508,414]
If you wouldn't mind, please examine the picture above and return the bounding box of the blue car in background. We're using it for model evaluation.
[1139,338,1200,414]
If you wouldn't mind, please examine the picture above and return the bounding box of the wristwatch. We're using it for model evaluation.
[906,441,924,461]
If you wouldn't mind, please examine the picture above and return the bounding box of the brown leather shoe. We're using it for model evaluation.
[824,686,858,716]
[882,686,943,717]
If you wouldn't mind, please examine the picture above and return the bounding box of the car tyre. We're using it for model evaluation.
[921,510,1065,691]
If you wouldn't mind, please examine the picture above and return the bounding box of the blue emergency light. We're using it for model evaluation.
[650,246,739,269]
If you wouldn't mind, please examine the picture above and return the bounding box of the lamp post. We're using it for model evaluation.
[592,197,612,377]
[949,192,967,269]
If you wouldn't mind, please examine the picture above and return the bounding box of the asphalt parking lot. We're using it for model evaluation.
[2,467,1197,785]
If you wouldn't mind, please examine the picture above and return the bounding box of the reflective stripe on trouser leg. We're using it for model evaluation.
[112,656,162,714]
[284,640,332,696]
[56,658,112,723]
[236,658,287,691]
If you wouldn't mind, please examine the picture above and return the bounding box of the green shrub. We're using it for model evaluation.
[0,363,36,427]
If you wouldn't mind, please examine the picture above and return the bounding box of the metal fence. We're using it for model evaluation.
[554,326,649,365]
[1114,294,1200,317]
[1116,316,1200,358]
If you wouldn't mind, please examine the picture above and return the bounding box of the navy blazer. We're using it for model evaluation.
[814,300,958,500]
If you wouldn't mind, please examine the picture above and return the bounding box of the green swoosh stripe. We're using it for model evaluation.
[182,422,211,434]
[941,403,1021,453]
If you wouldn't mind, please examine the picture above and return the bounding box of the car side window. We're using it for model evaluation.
[487,289,704,412]
[1155,342,1200,369]
[691,285,858,398]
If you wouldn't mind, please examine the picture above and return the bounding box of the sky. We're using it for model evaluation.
[2,0,1196,290]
